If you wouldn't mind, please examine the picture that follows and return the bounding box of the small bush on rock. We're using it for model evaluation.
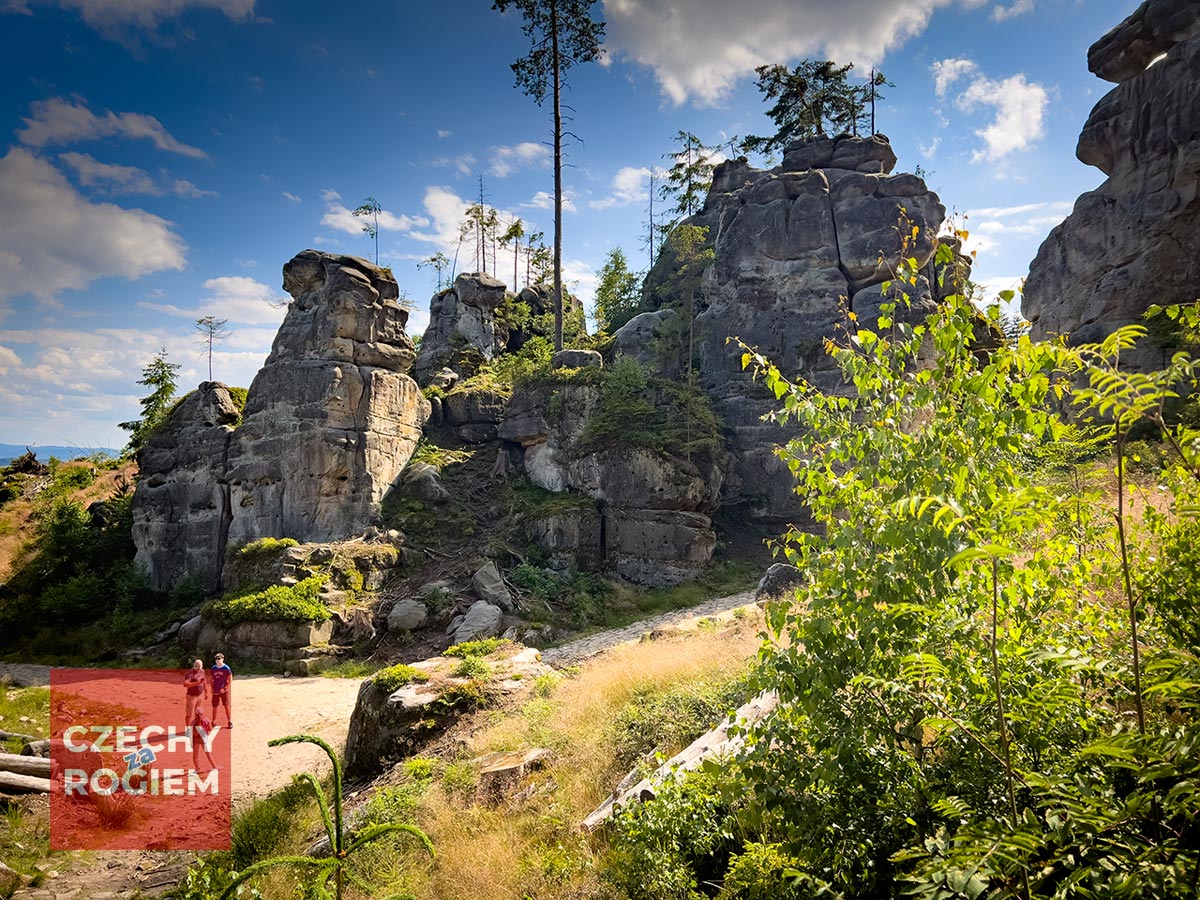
[204,575,330,625]
[372,663,430,692]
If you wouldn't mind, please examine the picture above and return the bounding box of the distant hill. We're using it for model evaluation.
[0,444,120,466]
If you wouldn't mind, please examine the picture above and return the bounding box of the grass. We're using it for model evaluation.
[445,638,510,658]
[0,801,54,896]
[319,659,387,679]
[0,684,49,752]
[349,615,764,900]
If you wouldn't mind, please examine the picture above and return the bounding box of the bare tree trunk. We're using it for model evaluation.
[551,0,564,352]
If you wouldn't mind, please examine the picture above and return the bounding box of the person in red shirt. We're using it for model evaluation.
[183,659,207,725]
[210,652,233,728]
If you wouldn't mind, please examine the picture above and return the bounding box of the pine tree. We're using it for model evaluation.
[352,197,382,264]
[594,246,642,333]
[119,349,180,454]
[661,131,718,219]
[493,0,605,351]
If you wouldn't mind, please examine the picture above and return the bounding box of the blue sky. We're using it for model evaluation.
[0,0,1134,449]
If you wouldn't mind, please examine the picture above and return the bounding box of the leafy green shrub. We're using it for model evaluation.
[236,537,299,558]
[445,638,508,658]
[230,777,314,868]
[372,663,430,692]
[718,842,808,900]
[204,576,330,625]
[452,655,492,679]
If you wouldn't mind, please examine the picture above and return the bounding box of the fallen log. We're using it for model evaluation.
[0,770,51,794]
[0,729,38,745]
[20,740,49,758]
[582,691,778,831]
[0,752,51,777]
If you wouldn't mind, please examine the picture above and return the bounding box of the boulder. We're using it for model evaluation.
[387,599,429,632]
[398,462,450,505]
[1025,0,1200,371]
[428,367,460,391]
[413,273,509,383]
[754,563,804,605]
[471,561,514,612]
[451,601,503,644]
[551,349,602,369]
[612,309,676,367]
[606,509,717,586]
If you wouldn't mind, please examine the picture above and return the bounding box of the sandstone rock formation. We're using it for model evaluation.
[133,251,428,591]
[1025,0,1200,369]
[500,381,724,585]
[627,135,948,523]
[413,274,585,384]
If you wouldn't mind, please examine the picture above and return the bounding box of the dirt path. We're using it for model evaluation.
[541,589,760,667]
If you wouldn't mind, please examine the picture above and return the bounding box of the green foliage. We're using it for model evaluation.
[452,655,492,679]
[616,266,1200,896]
[203,576,330,626]
[230,778,315,869]
[661,132,719,220]
[372,664,430,693]
[611,673,752,773]
[718,842,808,900]
[742,60,891,154]
[119,348,180,453]
[236,536,299,558]
[595,246,643,332]
[217,733,434,900]
[445,637,509,658]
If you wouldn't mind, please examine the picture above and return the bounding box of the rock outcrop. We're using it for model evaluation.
[133,251,428,591]
[413,274,585,384]
[1025,0,1200,369]
[626,135,949,523]
[500,381,724,585]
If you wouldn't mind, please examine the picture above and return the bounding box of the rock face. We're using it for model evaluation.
[413,275,586,384]
[133,251,428,591]
[500,381,724,585]
[132,383,241,592]
[1025,0,1200,369]
[629,135,948,523]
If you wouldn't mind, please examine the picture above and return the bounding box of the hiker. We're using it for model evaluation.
[210,652,233,728]
[191,706,218,774]
[184,659,207,725]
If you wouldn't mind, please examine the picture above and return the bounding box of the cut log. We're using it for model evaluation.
[475,748,554,805]
[0,770,51,794]
[0,752,51,777]
[582,691,778,831]
[20,740,49,758]
[0,729,38,744]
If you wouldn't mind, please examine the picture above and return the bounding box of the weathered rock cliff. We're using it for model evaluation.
[132,251,428,591]
[623,135,949,522]
[1025,0,1200,368]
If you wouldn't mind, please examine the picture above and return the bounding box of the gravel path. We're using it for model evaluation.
[541,589,759,667]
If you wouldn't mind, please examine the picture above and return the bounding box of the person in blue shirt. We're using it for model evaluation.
[210,653,233,728]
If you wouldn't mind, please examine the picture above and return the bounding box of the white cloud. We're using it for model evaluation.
[991,0,1033,21]
[932,59,1048,162]
[59,151,159,193]
[589,165,669,210]
[0,147,186,304]
[282,191,301,203]
[171,178,217,198]
[140,275,287,325]
[4,0,255,38]
[603,0,986,105]
[319,190,430,236]
[932,57,977,96]
[490,142,550,178]
[431,154,476,176]
[19,96,206,158]
[0,345,21,373]
[436,129,452,139]
[523,190,577,213]
[969,200,1072,219]
[561,258,597,308]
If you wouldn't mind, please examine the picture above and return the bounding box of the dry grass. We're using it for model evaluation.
[377,616,763,900]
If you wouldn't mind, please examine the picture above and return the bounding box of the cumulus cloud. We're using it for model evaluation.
[2,0,256,39]
[58,151,217,198]
[588,165,667,210]
[0,345,21,373]
[282,191,301,203]
[431,154,476,176]
[991,0,1033,21]
[931,58,1048,162]
[319,189,430,236]
[19,96,206,158]
[957,201,1071,258]
[603,0,987,105]
[490,141,551,178]
[140,275,287,325]
[0,147,186,304]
